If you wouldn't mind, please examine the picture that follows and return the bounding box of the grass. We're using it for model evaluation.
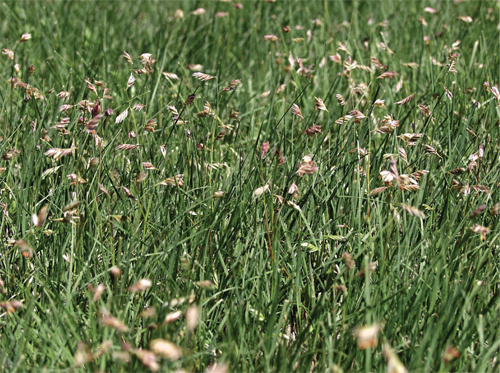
[0,0,499,371]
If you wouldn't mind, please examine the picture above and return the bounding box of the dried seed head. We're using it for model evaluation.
[129,279,152,292]
[296,156,318,177]
[141,307,156,318]
[185,306,200,332]
[192,8,206,15]
[127,74,136,89]
[20,33,32,42]
[401,204,425,219]
[442,346,460,364]
[162,72,179,80]
[110,266,121,277]
[115,108,129,123]
[342,252,355,270]
[292,103,304,119]
[205,363,229,373]
[174,9,184,19]
[263,34,279,42]
[315,97,328,111]
[32,205,48,228]
[73,342,92,367]
[354,324,381,350]
[395,93,415,105]
[261,142,270,159]
[123,51,133,64]
[192,72,215,81]
[100,311,129,332]
[15,240,33,258]
[303,125,322,136]
[382,343,408,373]
[134,349,159,372]
[150,339,183,361]
[222,79,241,92]
[253,185,270,198]
[165,311,183,325]
[377,71,399,79]
[185,93,196,106]
[92,283,106,302]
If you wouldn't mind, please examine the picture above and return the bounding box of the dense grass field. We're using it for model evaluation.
[0,0,499,371]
